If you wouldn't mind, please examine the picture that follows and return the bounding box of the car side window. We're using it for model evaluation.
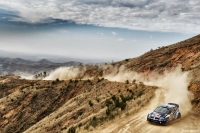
[168,109,171,114]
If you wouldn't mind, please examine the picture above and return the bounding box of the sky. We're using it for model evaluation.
[0,0,199,62]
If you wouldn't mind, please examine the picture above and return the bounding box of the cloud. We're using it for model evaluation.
[118,38,125,41]
[112,31,117,35]
[97,32,104,36]
[0,0,200,34]
[130,39,136,42]
[58,29,69,33]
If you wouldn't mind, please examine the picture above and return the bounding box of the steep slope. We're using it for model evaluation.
[41,34,200,132]
[75,34,200,113]
[1,34,200,133]
[0,76,156,133]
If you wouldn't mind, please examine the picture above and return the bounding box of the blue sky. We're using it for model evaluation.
[0,0,199,62]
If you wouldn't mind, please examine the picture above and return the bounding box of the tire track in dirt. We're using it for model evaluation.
[93,89,200,133]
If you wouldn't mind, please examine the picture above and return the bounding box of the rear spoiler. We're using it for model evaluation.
[168,103,179,108]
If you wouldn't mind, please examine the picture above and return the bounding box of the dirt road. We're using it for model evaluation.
[93,89,200,133]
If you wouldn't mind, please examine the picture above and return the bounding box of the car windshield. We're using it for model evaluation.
[154,106,169,114]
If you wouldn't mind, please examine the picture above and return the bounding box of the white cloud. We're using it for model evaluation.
[0,0,200,34]
[118,38,125,41]
[58,29,69,33]
[130,39,136,42]
[112,31,117,35]
[97,32,104,36]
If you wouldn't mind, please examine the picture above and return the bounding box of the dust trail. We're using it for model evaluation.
[13,71,34,79]
[44,65,193,116]
[44,67,85,80]
[105,65,193,117]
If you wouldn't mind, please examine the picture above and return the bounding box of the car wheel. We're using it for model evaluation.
[177,113,181,119]
[164,118,170,126]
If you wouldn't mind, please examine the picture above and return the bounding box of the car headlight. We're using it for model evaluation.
[159,117,165,121]
[148,113,152,118]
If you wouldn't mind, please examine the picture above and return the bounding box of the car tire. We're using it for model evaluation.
[177,113,181,119]
[164,118,170,126]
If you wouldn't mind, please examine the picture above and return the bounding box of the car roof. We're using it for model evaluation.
[158,104,175,109]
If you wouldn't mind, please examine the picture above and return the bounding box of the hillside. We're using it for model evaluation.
[1,34,200,133]
[77,34,200,112]
[0,75,156,133]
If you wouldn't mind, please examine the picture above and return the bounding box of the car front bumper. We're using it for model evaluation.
[147,118,167,125]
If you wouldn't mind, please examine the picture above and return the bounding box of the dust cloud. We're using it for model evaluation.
[44,65,193,116]
[13,71,34,79]
[44,67,85,80]
[105,65,193,117]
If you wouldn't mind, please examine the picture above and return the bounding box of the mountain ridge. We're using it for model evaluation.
[0,57,82,75]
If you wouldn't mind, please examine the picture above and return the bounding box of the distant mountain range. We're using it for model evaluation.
[0,57,82,75]
[0,49,114,64]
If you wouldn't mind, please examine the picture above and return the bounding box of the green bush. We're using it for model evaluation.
[105,99,113,107]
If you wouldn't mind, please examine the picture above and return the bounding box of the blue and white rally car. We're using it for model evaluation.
[147,103,181,125]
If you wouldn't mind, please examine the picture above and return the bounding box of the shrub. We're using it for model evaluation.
[90,116,98,127]
[98,78,101,82]
[132,79,136,84]
[105,99,113,107]
[120,94,126,103]
[31,93,38,101]
[96,98,100,103]
[125,59,129,62]
[75,79,78,83]
[77,109,84,116]
[106,108,111,115]
[89,101,93,107]
[78,123,82,128]
[111,95,117,101]
[84,125,89,130]
[68,126,76,133]
[120,102,127,110]
[137,91,144,97]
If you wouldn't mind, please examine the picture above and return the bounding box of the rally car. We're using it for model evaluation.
[147,103,181,125]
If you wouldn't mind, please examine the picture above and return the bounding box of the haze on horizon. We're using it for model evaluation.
[0,0,199,62]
